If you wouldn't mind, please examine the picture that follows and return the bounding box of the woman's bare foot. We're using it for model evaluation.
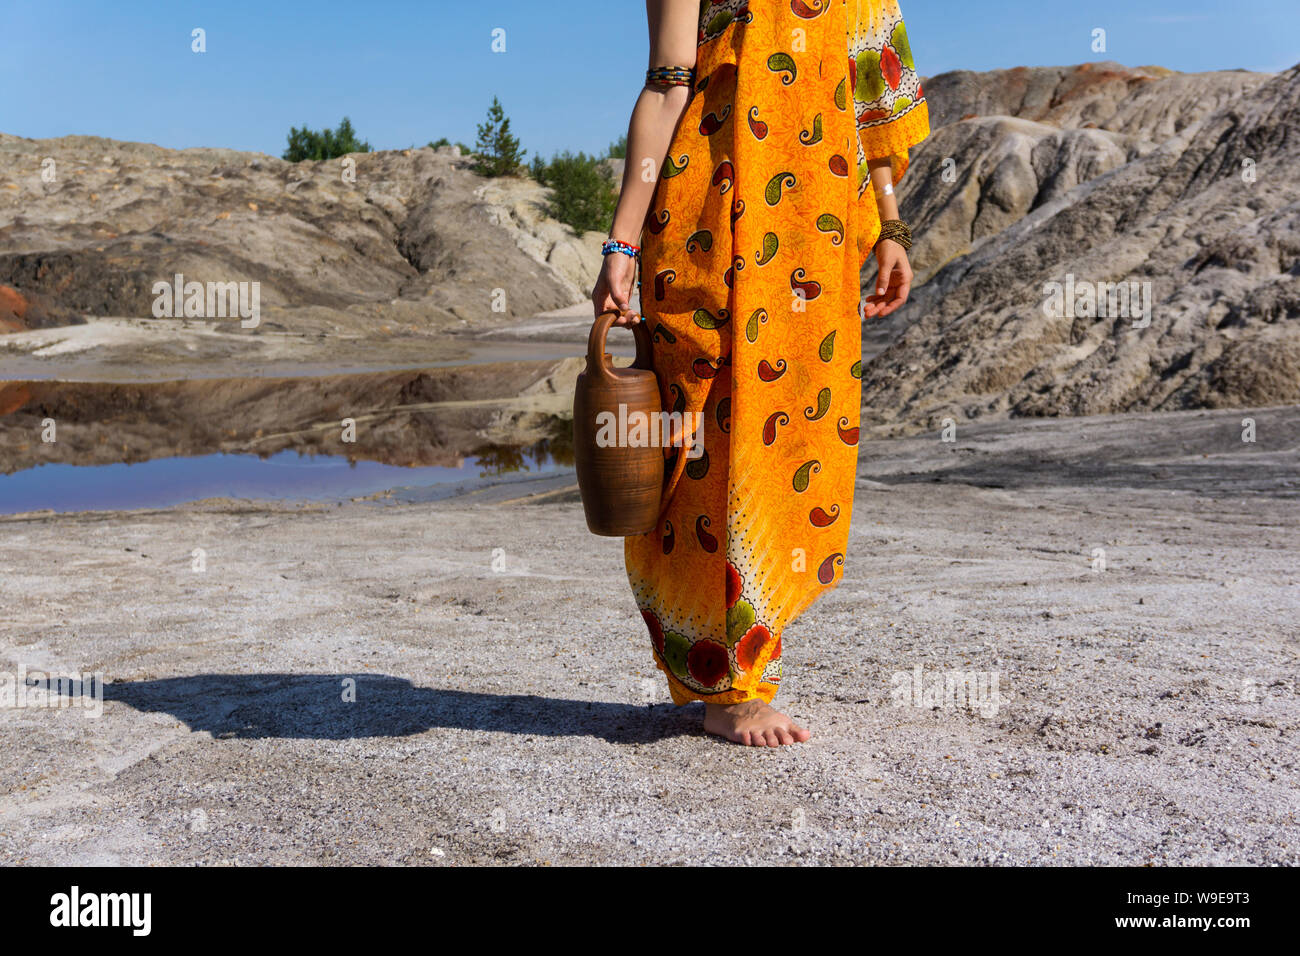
[703,699,812,746]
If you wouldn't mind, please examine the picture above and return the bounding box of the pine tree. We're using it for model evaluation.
[473,97,525,177]
[328,117,370,156]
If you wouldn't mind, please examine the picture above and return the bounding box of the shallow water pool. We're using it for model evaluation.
[0,444,572,515]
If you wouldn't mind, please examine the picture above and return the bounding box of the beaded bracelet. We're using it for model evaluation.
[602,238,641,258]
[646,65,694,87]
[875,219,913,251]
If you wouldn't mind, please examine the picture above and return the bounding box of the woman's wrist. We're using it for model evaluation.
[874,219,913,251]
[601,237,641,258]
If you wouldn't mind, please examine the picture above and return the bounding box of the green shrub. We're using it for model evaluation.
[608,134,627,159]
[541,150,616,234]
[282,116,372,162]
[426,137,472,156]
[528,154,548,184]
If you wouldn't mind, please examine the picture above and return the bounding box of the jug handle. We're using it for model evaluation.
[588,308,654,383]
[631,315,654,371]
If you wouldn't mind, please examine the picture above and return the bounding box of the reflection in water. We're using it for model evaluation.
[473,421,574,477]
[0,430,575,515]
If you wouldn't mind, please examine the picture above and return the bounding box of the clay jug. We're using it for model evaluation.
[573,308,664,536]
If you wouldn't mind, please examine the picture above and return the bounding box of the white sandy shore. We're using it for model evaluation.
[0,406,1296,865]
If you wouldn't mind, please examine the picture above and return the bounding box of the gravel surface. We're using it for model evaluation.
[1,406,1296,865]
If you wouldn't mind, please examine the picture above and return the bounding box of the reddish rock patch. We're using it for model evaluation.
[0,283,84,333]
[0,285,27,332]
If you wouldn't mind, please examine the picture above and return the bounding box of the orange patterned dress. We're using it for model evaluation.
[625,0,930,705]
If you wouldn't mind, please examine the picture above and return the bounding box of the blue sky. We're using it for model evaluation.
[3,0,1296,159]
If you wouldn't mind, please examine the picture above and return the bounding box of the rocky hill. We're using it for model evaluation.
[0,136,608,337]
[904,62,1275,284]
[871,62,1300,433]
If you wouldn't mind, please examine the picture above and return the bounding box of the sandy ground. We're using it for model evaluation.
[0,406,1296,866]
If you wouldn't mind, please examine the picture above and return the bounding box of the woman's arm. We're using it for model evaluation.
[592,0,699,328]
[862,156,912,319]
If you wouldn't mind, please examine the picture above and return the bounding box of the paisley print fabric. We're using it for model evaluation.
[624,0,930,706]
[847,0,929,261]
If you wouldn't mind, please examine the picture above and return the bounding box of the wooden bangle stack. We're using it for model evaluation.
[646,66,694,87]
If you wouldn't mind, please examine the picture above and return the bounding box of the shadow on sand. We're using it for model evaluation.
[32,673,700,744]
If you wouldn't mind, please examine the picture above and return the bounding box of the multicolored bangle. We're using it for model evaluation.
[602,238,641,258]
[646,66,694,88]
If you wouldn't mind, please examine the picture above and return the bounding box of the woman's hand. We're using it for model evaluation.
[591,253,642,327]
[862,238,912,319]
